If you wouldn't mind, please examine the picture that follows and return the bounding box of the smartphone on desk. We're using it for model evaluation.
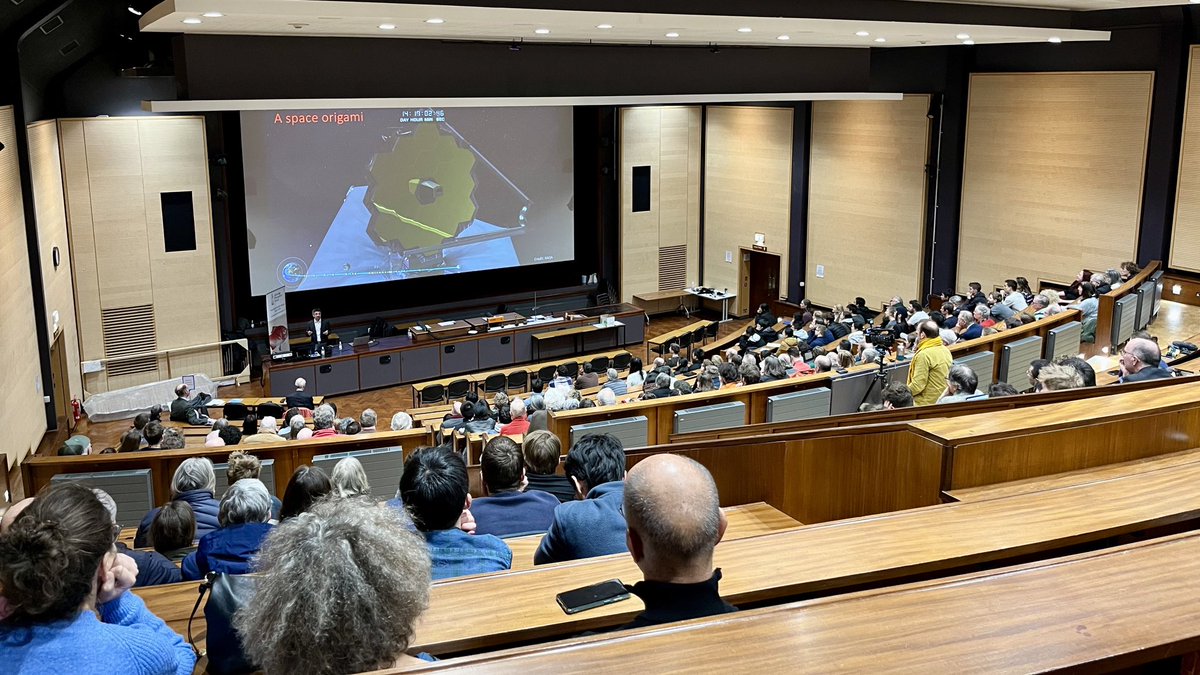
[556,579,631,615]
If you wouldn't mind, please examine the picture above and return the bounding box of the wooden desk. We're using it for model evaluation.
[505,502,801,571]
[414,531,1200,674]
[139,459,1200,658]
[632,290,696,316]
[531,323,623,361]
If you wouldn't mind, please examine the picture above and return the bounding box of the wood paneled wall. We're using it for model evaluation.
[0,107,49,468]
[618,106,701,302]
[807,96,931,308]
[958,72,1153,287]
[704,106,793,316]
[59,116,221,394]
[28,120,82,401]
[1172,47,1200,274]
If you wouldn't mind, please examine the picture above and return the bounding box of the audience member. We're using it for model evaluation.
[577,362,600,388]
[400,445,512,579]
[279,465,332,520]
[0,483,197,673]
[1056,356,1097,388]
[204,418,229,447]
[338,418,362,435]
[93,489,180,587]
[226,451,283,518]
[169,382,212,425]
[311,404,338,438]
[331,457,372,499]
[286,414,312,440]
[535,433,628,564]
[937,364,987,404]
[1002,280,1029,311]
[1120,337,1172,383]
[55,434,91,457]
[149,500,196,562]
[1028,358,1052,391]
[235,498,432,674]
[522,430,576,503]
[240,413,259,438]
[242,416,280,444]
[284,377,315,410]
[472,436,560,537]
[881,383,914,409]
[159,428,185,450]
[182,478,273,581]
[626,357,646,390]
[116,429,142,453]
[622,454,736,629]
[500,397,530,436]
[907,320,953,406]
[359,408,378,433]
[551,364,574,390]
[390,411,414,431]
[142,421,165,450]
[134,458,219,548]
[988,382,1021,397]
[217,426,242,447]
[1039,363,1086,391]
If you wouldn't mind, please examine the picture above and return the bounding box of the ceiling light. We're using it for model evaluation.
[127,6,142,16]
[378,23,396,30]
[665,32,679,38]
[597,24,613,29]
[738,27,753,33]
[855,31,870,37]
[874,37,886,43]
[425,18,444,24]
[777,35,790,41]
[1048,36,1062,44]
[535,28,551,34]
[963,40,975,45]
[182,18,202,24]
[202,12,223,18]
[956,33,970,40]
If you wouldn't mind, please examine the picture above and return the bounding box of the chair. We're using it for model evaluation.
[506,369,528,393]
[690,326,707,351]
[447,379,472,400]
[612,352,632,371]
[677,332,694,355]
[705,321,719,342]
[590,356,610,373]
[563,361,580,378]
[419,384,446,407]
[481,373,507,395]
[256,402,284,420]
[537,365,558,382]
[649,339,668,357]
[223,402,248,421]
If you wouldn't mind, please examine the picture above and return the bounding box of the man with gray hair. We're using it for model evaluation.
[603,368,628,396]
[954,309,983,341]
[94,488,181,587]
[285,377,315,410]
[1119,337,1173,383]
[621,454,735,629]
[597,388,617,406]
[937,363,988,404]
[358,409,378,433]
[500,397,529,436]
[169,382,212,424]
[182,478,274,580]
[312,404,338,438]
[390,411,414,431]
[134,457,220,547]
[649,372,673,399]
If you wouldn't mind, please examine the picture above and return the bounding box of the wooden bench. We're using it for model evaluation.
[136,458,1200,658]
[411,530,1200,673]
[945,446,1200,502]
[410,349,633,406]
[645,319,711,359]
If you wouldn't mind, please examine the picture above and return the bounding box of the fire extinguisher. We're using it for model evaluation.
[71,397,82,422]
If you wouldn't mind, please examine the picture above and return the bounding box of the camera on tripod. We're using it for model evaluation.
[865,327,894,349]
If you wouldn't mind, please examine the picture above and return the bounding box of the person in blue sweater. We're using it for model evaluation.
[182,478,274,581]
[471,436,560,537]
[0,482,196,675]
[534,433,629,564]
[134,457,221,548]
[400,445,512,580]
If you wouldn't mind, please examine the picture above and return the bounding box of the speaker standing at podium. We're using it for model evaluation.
[305,308,332,345]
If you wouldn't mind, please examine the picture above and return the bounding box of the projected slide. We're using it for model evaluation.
[242,106,575,295]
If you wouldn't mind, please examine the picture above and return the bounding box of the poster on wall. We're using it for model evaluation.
[266,286,291,357]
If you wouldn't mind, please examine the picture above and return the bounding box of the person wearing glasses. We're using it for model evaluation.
[1119,338,1173,383]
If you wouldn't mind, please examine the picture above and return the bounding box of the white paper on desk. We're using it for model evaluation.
[437,321,456,327]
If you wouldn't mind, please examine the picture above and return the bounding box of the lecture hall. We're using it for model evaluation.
[5,0,1200,673]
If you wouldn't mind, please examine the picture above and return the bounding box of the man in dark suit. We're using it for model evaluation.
[284,377,315,410]
[169,383,211,424]
[304,308,331,344]
[1120,338,1173,383]
[534,433,628,564]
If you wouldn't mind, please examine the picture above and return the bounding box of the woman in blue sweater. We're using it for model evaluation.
[0,482,196,675]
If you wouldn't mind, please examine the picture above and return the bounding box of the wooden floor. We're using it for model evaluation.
[10,299,1200,502]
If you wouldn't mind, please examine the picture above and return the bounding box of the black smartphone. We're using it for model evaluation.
[555,579,630,615]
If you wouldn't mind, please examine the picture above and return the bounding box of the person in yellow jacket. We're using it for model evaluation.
[906,320,953,406]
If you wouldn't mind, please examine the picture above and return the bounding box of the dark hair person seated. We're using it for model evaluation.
[0,483,196,672]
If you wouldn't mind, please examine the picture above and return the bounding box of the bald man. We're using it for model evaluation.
[0,497,34,532]
[621,454,737,630]
[1119,337,1172,383]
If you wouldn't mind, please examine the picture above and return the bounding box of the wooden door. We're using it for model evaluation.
[740,248,781,317]
[49,331,72,432]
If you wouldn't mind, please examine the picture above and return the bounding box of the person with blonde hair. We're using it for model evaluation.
[1037,363,1086,391]
[331,456,372,499]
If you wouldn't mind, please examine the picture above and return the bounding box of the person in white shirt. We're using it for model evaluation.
[1002,281,1028,312]
[906,300,929,327]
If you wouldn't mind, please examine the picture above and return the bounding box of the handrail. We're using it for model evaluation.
[83,337,250,385]
[1094,260,1161,354]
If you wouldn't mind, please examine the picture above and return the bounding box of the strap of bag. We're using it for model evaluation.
[187,576,213,658]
